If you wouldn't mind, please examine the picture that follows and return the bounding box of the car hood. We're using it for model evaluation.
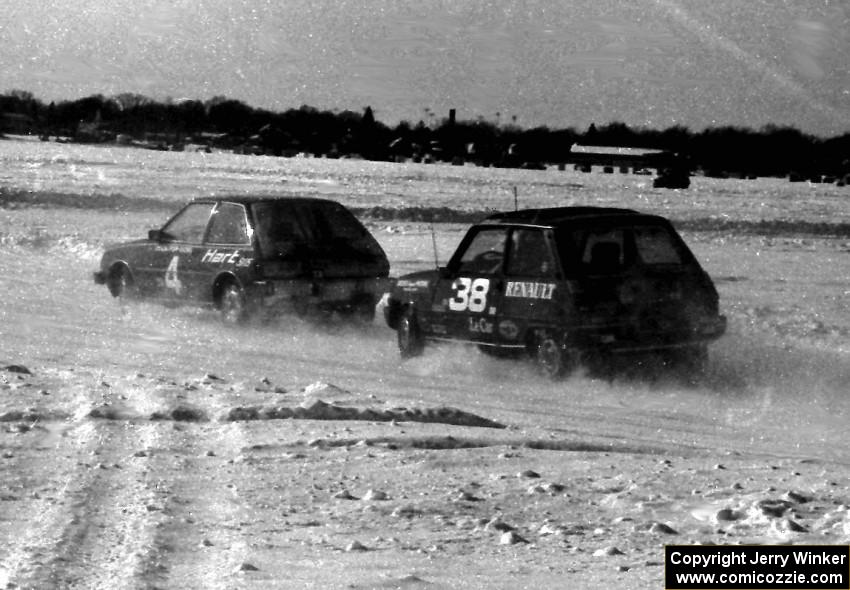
[102,238,150,252]
[98,239,153,267]
[392,269,439,292]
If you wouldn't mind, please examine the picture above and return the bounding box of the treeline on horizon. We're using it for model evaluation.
[1,89,848,178]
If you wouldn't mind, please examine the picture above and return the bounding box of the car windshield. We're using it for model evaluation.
[160,202,215,243]
[454,228,507,275]
[556,222,686,275]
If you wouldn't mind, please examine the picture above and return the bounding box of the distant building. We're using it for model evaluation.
[568,144,673,171]
[1,112,34,135]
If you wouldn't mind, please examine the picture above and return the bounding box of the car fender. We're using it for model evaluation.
[385,270,439,328]
[105,259,135,283]
[211,271,244,304]
[384,296,414,330]
[98,260,135,294]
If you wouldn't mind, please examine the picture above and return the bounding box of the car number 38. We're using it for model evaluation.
[448,277,490,313]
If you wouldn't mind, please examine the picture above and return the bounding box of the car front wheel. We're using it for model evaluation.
[108,265,137,300]
[397,307,424,358]
[219,282,247,324]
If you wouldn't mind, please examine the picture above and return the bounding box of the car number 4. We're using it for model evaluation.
[449,277,489,312]
[165,255,184,294]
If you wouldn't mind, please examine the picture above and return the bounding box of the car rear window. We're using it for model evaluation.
[313,203,371,241]
[632,225,683,265]
[252,200,383,259]
[557,222,686,275]
[305,202,384,257]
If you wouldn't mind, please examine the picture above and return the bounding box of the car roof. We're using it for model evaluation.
[482,206,669,227]
[189,195,341,207]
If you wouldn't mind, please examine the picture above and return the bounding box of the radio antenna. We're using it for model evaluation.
[430,222,440,269]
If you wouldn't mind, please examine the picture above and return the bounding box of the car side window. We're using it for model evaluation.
[161,203,215,243]
[454,228,508,275]
[206,203,251,245]
[582,229,626,274]
[505,229,556,277]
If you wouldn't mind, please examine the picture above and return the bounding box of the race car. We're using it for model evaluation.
[383,206,726,378]
[94,196,390,322]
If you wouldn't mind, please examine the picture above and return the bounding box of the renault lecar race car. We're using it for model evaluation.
[383,207,726,378]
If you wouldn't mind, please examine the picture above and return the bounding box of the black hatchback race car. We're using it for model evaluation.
[383,206,726,377]
[94,196,390,322]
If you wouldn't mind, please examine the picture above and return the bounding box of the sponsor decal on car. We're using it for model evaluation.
[505,281,555,300]
[468,317,494,334]
[201,249,241,264]
[498,320,519,340]
[397,279,430,289]
[155,244,192,253]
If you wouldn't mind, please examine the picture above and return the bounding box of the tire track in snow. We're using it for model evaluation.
[0,380,102,588]
[1,380,167,589]
[61,422,164,589]
[0,388,98,587]
[150,392,252,588]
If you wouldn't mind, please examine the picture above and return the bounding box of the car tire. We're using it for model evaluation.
[534,335,577,379]
[219,281,248,324]
[108,265,137,300]
[397,307,424,359]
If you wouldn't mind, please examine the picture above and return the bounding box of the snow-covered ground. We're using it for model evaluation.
[0,138,848,588]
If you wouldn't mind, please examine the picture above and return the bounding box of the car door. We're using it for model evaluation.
[496,227,561,346]
[141,201,216,301]
[425,226,508,344]
[195,201,254,302]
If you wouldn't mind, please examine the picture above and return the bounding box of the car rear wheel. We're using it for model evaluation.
[397,307,424,358]
[534,335,578,380]
[219,281,247,324]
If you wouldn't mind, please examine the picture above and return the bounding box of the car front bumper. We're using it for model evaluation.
[93,270,107,285]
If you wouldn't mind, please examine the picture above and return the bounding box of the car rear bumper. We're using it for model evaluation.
[577,314,727,353]
[254,276,393,309]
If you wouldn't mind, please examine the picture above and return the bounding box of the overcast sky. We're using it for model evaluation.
[2,0,848,136]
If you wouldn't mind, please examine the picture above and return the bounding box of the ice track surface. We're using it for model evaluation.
[2,150,849,586]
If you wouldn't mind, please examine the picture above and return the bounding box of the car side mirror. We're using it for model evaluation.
[148,229,162,242]
[437,266,452,279]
